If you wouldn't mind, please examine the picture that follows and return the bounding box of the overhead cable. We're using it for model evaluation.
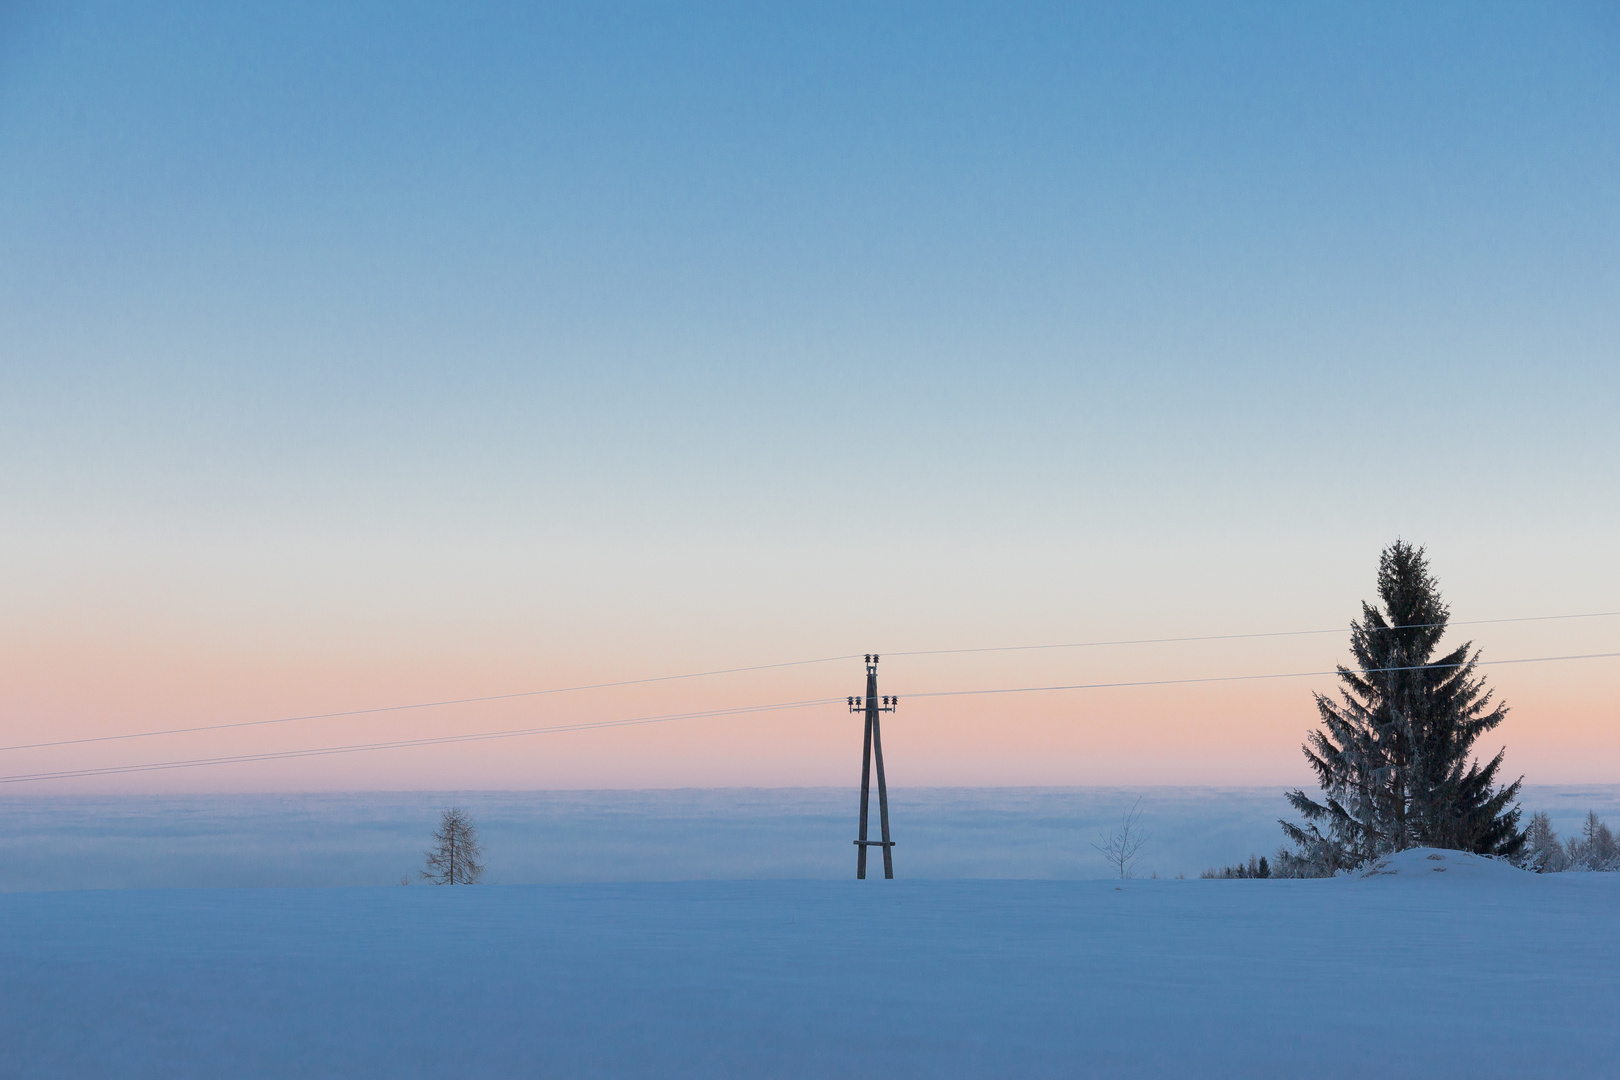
[900,650,1620,700]
[6,650,1616,786]
[5,609,1614,754]
[0,697,841,784]
[0,653,860,753]
[888,610,1620,659]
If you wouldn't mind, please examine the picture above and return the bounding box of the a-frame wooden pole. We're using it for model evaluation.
[851,654,896,879]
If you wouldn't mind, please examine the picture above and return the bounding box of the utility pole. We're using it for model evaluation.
[848,653,896,879]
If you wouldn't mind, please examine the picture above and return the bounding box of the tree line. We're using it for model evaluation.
[1521,810,1619,873]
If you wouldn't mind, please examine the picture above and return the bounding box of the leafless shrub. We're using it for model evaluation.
[1092,799,1150,879]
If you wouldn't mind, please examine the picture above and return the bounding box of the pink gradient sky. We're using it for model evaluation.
[3,3,1617,791]
[4,534,1616,791]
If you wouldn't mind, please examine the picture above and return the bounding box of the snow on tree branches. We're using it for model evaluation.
[1521,810,1620,873]
[1278,541,1526,876]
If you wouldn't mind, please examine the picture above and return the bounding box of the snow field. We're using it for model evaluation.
[5,869,1617,1078]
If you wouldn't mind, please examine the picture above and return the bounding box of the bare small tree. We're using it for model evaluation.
[1092,799,1150,879]
[421,807,485,884]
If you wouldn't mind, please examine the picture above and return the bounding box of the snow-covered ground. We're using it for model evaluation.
[6,791,1618,1076]
[5,856,1617,1078]
[4,784,1617,889]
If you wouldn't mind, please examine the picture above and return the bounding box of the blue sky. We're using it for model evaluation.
[2,2,1617,788]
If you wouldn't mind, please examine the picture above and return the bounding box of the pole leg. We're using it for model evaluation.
[856,710,873,879]
[872,713,894,879]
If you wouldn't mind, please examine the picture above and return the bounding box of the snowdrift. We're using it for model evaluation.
[1356,846,1532,883]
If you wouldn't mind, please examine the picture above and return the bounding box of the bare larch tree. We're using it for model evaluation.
[421,807,485,884]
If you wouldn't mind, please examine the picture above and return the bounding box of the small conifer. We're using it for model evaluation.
[421,807,485,885]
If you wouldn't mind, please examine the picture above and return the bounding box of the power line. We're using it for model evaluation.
[887,610,1620,659]
[900,650,1620,701]
[0,653,860,753]
[6,649,1616,786]
[0,697,842,785]
[5,610,1616,755]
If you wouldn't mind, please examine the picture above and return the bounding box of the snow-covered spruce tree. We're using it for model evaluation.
[421,807,485,884]
[1279,542,1525,872]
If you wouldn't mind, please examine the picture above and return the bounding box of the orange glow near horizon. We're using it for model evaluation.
[4,609,1615,794]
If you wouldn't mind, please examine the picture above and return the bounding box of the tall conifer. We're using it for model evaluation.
[1281,542,1525,870]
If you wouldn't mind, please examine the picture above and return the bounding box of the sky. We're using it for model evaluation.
[2,1,1617,792]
